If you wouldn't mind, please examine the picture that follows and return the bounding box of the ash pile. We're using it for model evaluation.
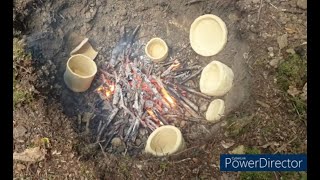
[74,26,211,156]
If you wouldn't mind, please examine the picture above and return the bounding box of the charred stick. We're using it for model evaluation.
[130,119,140,142]
[175,66,201,74]
[175,84,211,100]
[102,128,118,149]
[96,108,119,143]
[167,87,201,118]
[180,67,204,84]
[154,110,169,125]
[161,60,180,77]
[168,86,199,111]
[131,65,171,110]
[124,119,135,142]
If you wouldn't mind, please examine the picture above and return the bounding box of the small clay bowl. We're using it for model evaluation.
[145,38,168,62]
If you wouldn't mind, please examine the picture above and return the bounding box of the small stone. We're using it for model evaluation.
[229,145,245,154]
[139,129,147,136]
[90,8,94,13]
[286,48,296,54]
[90,3,95,7]
[180,120,186,128]
[192,158,199,163]
[277,34,288,49]
[13,125,27,139]
[85,12,91,19]
[200,103,208,112]
[16,163,26,171]
[111,137,122,147]
[269,58,280,67]
[269,52,274,57]
[267,47,274,52]
[135,139,142,146]
[82,112,93,123]
[297,0,307,9]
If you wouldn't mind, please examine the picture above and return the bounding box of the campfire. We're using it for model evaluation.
[68,26,217,155]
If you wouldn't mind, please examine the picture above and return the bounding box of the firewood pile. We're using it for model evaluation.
[83,26,212,154]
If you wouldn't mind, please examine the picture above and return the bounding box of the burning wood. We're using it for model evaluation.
[87,26,208,154]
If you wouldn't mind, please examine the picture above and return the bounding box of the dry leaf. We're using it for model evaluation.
[221,140,235,149]
[13,147,45,162]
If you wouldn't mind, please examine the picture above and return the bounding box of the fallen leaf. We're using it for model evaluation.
[285,27,297,34]
[221,140,235,149]
[229,145,245,154]
[13,147,45,162]
[287,85,301,97]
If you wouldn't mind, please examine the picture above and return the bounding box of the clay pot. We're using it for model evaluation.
[206,99,225,122]
[64,54,97,92]
[145,38,169,62]
[200,61,234,96]
[70,38,98,60]
[145,125,185,156]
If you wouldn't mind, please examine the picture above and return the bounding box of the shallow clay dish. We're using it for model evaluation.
[190,14,228,56]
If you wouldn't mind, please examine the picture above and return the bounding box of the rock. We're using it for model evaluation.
[277,34,288,49]
[85,12,91,19]
[267,47,274,52]
[300,83,307,101]
[135,139,142,146]
[111,137,122,147]
[286,48,296,54]
[16,163,26,171]
[200,103,208,112]
[82,112,93,123]
[180,120,186,128]
[269,58,280,67]
[192,158,199,163]
[13,125,27,139]
[230,145,245,154]
[139,129,147,136]
[268,52,274,57]
[297,0,307,9]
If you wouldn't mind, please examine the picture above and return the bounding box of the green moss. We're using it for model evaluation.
[245,147,261,154]
[13,88,33,107]
[13,38,34,107]
[240,172,273,180]
[276,54,307,91]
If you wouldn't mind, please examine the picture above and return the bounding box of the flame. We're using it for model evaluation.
[161,88,175,107]
[172,60,180,69]
[95,82,115,98]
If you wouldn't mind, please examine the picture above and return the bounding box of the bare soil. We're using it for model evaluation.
[13,0,307,179]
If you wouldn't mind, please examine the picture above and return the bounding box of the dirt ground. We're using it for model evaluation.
[13,0,307,179]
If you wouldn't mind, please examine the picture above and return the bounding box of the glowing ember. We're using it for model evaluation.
[161,88,175,107]
[96,82,115,98]
[147,109,163,125]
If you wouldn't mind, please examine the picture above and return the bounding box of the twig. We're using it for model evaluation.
[176,84,211,100]
[257,0,263,23]
[180,67,203,84]
[185,0,204,5]
[96,108,119,143]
